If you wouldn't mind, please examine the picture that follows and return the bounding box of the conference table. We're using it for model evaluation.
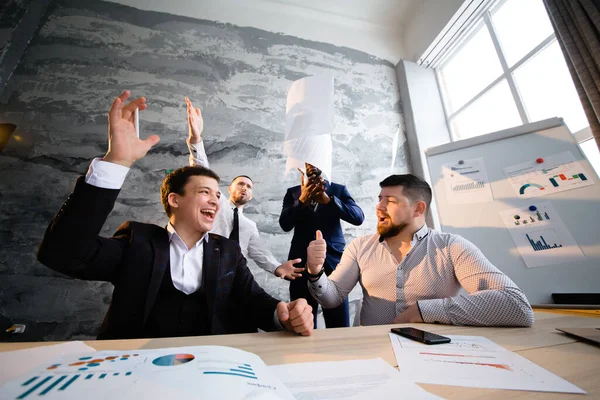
[1,311,599,399]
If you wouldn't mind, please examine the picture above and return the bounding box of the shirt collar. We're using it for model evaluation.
[167,222,209,250]
[229,199,243,214]
[413,224,429,241]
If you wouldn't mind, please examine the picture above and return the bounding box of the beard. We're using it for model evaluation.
[377,221,408,239]
[232,194,250,206]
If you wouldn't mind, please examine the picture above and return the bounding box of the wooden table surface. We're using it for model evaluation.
[1,311,599,399]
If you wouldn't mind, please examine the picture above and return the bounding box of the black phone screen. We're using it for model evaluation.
[390,327,451,344]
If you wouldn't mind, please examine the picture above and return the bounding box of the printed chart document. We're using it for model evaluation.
[504,151,594,198]
[284,74,334,181]
[442,157,493,204]
[0,342,96,386]
[0,346,294,400]
[270,358,442,400]
[389,334,585,394]
[499,202,585,268]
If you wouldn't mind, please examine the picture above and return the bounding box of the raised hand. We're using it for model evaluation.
[274,258,305,280]
[277,298,313,336]
[306,230,326,276]
[313,178,330,205]
[103,90,160,168]
[298,168,322,205]
[185,97,203,144]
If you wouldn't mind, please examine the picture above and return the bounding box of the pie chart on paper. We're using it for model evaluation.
[152,353,195,366]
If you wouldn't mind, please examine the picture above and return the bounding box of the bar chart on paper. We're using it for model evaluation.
[14,372,135,399]
[504,151,594,198]
[9,352,141,399]
[2,346,293,400]
[500,202,585,268]
[203,363,257,379]
[526,229,562,251]
[442,158,493,204]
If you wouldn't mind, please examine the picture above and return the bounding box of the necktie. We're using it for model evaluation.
[229,208,240,243]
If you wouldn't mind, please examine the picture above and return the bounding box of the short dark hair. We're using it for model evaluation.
[379,174,432,211]
[231,175,253,185]
[160,166,220,217]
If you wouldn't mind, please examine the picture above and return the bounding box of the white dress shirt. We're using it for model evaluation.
[188,141,281,274]
[85,158,207,294]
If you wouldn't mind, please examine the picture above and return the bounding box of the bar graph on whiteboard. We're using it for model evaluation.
[451,181,485,191]
[526,229,563,251]
[443,158,493,204]
[499,202,585,268]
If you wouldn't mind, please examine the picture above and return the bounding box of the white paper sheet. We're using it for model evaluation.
[0,341,96,386]
[504,151,594,198]
[499,202,585,268]
[0,346,294,400]
[270,358,442,400]
[389,333,585,394]
[284,74,334,180]
[442,158,493,204]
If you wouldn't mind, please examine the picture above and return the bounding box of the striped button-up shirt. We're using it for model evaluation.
[308,224,534,327]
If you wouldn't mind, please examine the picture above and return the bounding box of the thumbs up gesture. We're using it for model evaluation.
[307,230,326,276]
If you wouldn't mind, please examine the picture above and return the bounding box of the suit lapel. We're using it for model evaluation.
[203,237,220,332]
[143,229,170,325]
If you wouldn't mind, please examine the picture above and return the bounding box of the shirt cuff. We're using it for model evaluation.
[188,140,209,167]
[85,157,130,189]
[267,261,280,275]
[307,273,329,296]
[417,299,452,325]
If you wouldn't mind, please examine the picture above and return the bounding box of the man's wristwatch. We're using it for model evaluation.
[306,266,324,280]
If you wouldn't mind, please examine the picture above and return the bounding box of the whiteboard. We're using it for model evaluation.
[426,118,600,305]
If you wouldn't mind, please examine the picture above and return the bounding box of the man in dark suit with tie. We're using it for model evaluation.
[37,90,314,340]
[279,163,364,328]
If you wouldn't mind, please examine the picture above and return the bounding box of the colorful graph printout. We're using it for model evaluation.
[1,346,294,400]
[152,354,195,367]
[499,202,585,268]
[504,151,594,198]
[389,334,584,393]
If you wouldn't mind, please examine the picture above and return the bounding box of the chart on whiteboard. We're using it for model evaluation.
[499,202,585,268]
[503,151,594,199]
[442,157,493,204]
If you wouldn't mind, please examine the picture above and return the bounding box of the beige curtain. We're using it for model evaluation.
[544,0,600,150]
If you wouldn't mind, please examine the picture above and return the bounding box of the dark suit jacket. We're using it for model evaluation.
[37,177,280,340]
[279,181,364,271]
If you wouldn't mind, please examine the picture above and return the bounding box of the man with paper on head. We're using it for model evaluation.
[279,74,365,328]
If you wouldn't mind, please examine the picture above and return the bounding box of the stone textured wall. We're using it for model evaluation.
[0,0,30,91]
[0,0,30,57]
[0,0,408,340]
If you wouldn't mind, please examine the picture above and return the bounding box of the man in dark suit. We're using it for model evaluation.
[279,163,364,328]
[37,90,313,340]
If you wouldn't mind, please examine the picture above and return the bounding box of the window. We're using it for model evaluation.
[580,139,600,174]
[437,0,591,145]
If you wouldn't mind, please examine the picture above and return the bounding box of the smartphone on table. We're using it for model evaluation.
[390,327,451,345]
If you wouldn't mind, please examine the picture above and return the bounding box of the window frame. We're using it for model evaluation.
[436,0,564,142]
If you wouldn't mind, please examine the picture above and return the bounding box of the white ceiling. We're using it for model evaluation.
[262,0,422,32]
[111,0,463,62]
